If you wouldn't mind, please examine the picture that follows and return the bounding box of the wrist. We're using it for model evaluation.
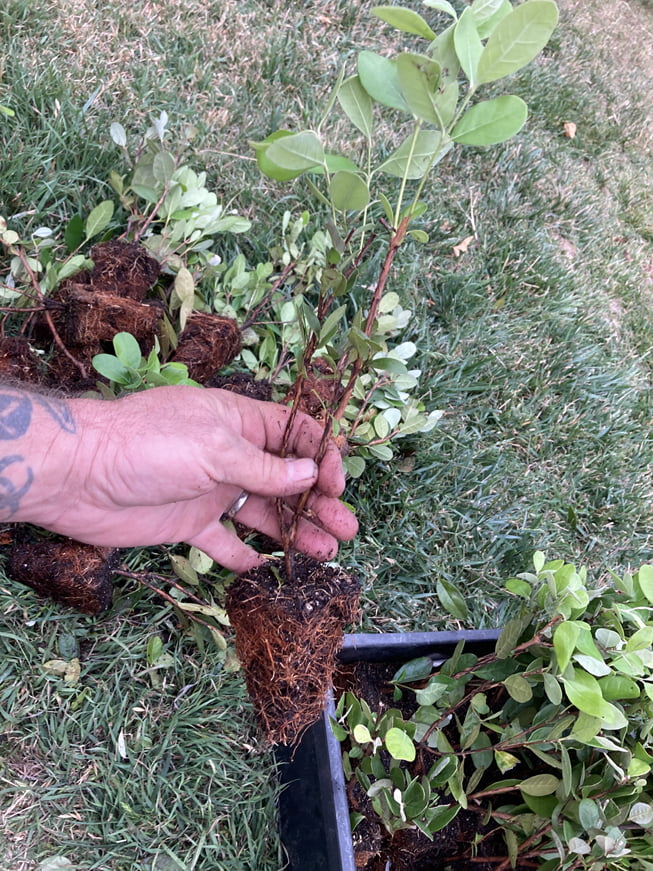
[1,386,79,528]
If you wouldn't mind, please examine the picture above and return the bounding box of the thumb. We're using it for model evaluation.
[216,437,319,497]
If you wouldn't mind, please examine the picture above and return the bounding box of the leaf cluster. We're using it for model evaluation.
[254,0,559,227]
[92,331,198,394]
[334,555,653,868]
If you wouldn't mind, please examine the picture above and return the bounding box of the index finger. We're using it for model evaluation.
[216,390,347,498]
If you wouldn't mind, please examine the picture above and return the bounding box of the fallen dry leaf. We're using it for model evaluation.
[453,235,475,257]
[563,121,577,139]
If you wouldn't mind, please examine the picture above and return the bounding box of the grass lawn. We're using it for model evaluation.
[1,0,652,868]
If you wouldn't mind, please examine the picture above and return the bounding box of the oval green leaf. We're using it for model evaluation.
[471,0,513,39]
[265,130,325,172]
[598,674,641,701]
[385,727,416,761]
[519,773,560,796]
[353,723,373,744]
[371,5,437,39]
[477,0,560,85]
[338,75,374,139]
[451,95,528,145]
[637,564,653,603]
[436,577,469,621]
[423,0,458,19]
[84,200,114,240]
[251,131,306,181]
[377,129,443,178]
[396,52,442,124]
[91,353,131,384]
[357,51,409,112]
[112,331,142,369]
[553,621,581,672]
[330,171,370,212]
[153,150,176,185]
[504,673,533,703]
[454,7,483,86]
[561,666,602,714]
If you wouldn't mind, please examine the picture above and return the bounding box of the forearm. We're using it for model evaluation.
[0,384,79,528]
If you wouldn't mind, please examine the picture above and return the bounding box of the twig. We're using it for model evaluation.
[117,568,219,634]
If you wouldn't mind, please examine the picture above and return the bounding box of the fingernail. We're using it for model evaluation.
[286,458,318,486]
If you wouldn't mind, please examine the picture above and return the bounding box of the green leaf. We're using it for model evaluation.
[471,0,513,39]
[57,254,92,281]
[357,51,409,112]
[637,564,653,603]
[371,5,437,39]
[495,615,527,659]
[504,673,533,703]
[344,455,366,478]
[146,635,163,666]
[112,332,142,369]
[251,131,306,181]
[367,443,394,461]
[519,773,560,796]
[542,672,562,705]
[91,353,132,384]
[377,129,444,179]
[573,653,611,677]
[561,665,602,714]
[495,750,519,774]
[451,95,528,145]
[153,151,176,185]
[396,53,442,125]
[598,674,641,700]
[170,554,199,585]
[454,7,483,87]
[430,24,460,85]
[188,546,214,575]
[64,215,84,253]
[553,621,581,672]
[385,727,416,762]
[110,121,127,147]
[505,577,531,598]
[477,0,560,85]
[338,75,374,139]
[562,668,628,729]
[330,171,370,212]
[353,723,373,744]
[319,303,348,344]
[392,656,433,684]
[578,798,601,830]
[423,0,458,19]
[433,79,460,126]
[265,131,325,172]
[629,802,653,826]
[426,804,460,834]
[436,578,469,620]
[84,200,114,240]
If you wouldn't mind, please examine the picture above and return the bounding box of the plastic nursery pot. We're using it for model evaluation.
[276,629,501,871]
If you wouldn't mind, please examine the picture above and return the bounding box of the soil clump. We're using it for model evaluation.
[226,554,361,744]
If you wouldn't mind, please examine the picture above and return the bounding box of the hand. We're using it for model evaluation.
[43,386,358,572]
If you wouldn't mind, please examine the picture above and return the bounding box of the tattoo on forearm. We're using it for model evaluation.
[34,395,77,434]
[0,392,32,440]
[0,387,76,518]
[0,455,34,519]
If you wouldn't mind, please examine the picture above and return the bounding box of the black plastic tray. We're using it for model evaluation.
[277,629,501,871]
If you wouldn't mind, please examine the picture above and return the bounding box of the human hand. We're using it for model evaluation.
[38,386,358,572]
